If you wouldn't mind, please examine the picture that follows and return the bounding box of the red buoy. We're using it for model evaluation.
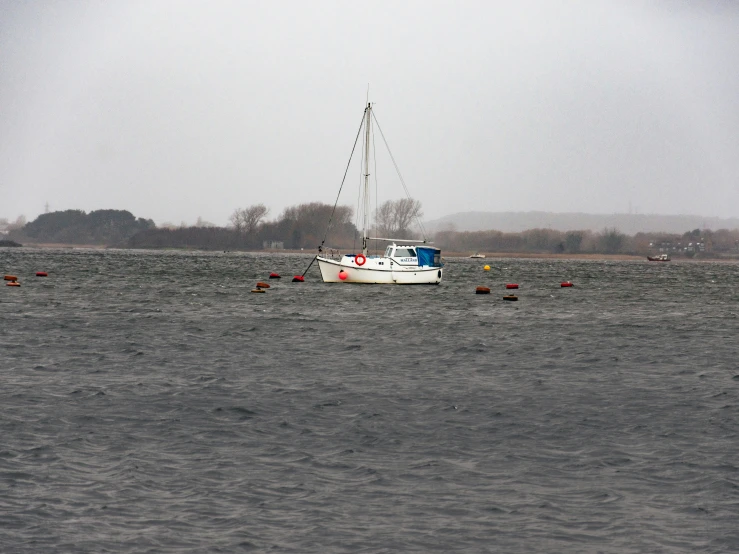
[338,270,348,281]
[292,275,305,282]
[506,283,519,289]
[36,272,48,277]
[269,273,281,279]
[561,281,574,287]
[475,286,490,294]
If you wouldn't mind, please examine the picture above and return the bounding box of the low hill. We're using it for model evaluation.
[426,211,739,234]
[9,209,155,246]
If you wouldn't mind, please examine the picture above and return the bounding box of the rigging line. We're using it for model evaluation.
[319,107,368,252]
[371,111,429,241]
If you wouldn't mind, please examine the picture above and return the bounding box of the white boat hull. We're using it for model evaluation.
[316,256,442,284]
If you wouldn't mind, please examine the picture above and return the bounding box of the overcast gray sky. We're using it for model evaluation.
[2,0,738,226]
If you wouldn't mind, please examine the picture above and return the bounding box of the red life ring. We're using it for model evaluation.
[355,254,366,266]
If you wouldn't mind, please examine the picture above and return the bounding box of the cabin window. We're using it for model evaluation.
[384,246,393,257]
[394,248,417,258]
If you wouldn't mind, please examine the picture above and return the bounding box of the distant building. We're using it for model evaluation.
[263,240,284,250]
[649,240,678,252]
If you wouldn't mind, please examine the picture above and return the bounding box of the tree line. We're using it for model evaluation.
[129,202,358,250]
[434,228,620,254]
[434,227,739,257]
[126,199,418,251]
[8,203,739,257]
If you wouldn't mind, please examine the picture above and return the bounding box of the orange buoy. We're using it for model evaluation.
[269,272,281,279]
[36,272,48,277]
[256,282,270,288]
[506,283,519,289]
[7,281,20,287]
[503,294,518,301]
[4,275,17,281]
[475,286,490,294]
[561,281,574,287]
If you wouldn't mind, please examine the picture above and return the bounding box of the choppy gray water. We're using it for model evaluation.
[1,248,738,553]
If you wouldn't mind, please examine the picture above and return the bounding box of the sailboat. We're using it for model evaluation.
[315,102,443,284]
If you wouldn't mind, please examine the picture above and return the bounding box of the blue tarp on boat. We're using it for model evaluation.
[417,246,442,267]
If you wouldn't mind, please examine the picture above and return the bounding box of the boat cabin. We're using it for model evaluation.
[384,244,442,267]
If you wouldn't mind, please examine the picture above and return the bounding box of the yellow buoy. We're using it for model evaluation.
[251,288,266,293]
[483,265,490,271]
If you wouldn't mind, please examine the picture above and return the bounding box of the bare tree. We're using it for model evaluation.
[7,215,26,231]
[375,201,395,236]
[564,231,584,253]
[230,204,269,234]
[275,203,354,248]
[598,227,627,254]
[244,204,269,234]
[228,209,244,233]
[375,198,422,237]
[394,198,422,236]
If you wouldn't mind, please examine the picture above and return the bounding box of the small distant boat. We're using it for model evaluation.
[647,254,670,262]
[469,253,485,259]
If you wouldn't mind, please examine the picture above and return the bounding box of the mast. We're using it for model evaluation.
[362,102,371,255]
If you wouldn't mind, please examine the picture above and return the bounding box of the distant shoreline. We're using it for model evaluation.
[11,243,739,262]
[444,252,643,260]
[18,243,108,249]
